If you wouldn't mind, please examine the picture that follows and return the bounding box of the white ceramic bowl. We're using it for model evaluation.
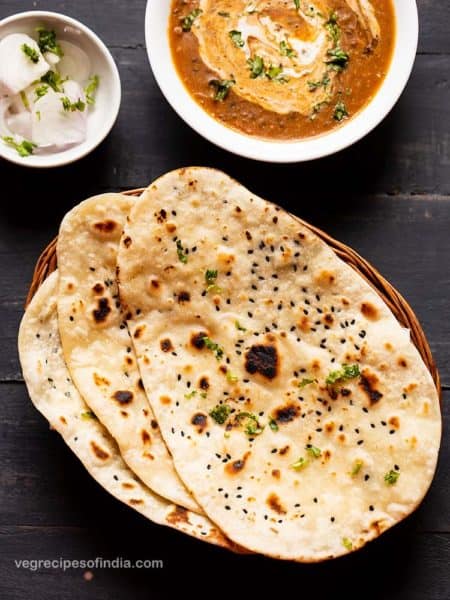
[146,1,418,163]
[0,11,121,168]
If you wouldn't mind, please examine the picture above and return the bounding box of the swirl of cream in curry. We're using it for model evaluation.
[195,0,380,115]
[170,0,395,139]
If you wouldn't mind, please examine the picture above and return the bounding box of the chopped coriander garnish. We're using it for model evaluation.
[226,371,238,383]
[280,40,296,58]
[325,47,349,71]
[176,240,188,263]
[181,8,202,32]
[306,445,322,458]
[291,456,307,470]
[269,418,279,432]
[326,364,360,385]
[2,136,36,157]
[35,84,49,99]
[85,75,100,105]
[61,97,86,112]
[40,70,65,92]
[81,410,97,420]
[294,0,300,9]
[351,460,363,476]
[210,79,235,101]
[205,269,218,284]
[298,377,317,388]
[209,404,230,424]
[342,537,353,551]
[21,43,40,63]
[236,412,264,436]
[333,100,349,122]
[218,11,230,17]
[248,55,265,78]
[20,91,30,110]
[229,30,244,48]
[184,390,197,399]
[384,469,400,485]
[266,64,287,82]
[324,12,340,44]
[202,336,224,361]
[36,110,41,121]
[37,27,63,57]
[307,73,330,91]
[235,320,247,332]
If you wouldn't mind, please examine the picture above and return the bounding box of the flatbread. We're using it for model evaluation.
[56,193,201,513]
[18,271,231,549]
[117,167,441,561]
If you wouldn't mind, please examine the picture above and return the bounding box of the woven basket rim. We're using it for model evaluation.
[25,187,441,398]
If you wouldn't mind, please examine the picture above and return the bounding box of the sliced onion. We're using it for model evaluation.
[57,40,91,82]
[0,33,49,95]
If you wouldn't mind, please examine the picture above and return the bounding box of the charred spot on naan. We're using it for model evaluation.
[191,331,208,350]
[92,219,119,236]
[90,441,110,461]
[92,297,112,325]
[166,505,191,526]
[92,282,105,296]
[225,452,251,475]
[177,291,191,303]
[266,493,287,515]
[160,338,174,353]
[112,390,134,405]
[191,412,208,433]
[361,302,380,321]
[272,403,301,425]
[245,344,279,380]
[359,371,383,406]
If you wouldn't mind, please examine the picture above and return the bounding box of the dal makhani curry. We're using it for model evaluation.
[169,0,396,140]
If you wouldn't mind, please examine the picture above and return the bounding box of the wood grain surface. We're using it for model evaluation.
[0,1,448,598]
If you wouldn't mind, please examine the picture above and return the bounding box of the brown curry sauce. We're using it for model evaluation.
[169,0,396,140]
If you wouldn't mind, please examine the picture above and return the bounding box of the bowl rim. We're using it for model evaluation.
[145,1,419,163]
[0,10,121,169]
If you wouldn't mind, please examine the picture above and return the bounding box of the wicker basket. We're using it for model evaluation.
[26,188,441,397]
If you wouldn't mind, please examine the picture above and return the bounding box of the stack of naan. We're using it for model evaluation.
[19,168,441,561]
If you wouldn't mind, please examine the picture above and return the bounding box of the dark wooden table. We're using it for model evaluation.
[1,1,449,598]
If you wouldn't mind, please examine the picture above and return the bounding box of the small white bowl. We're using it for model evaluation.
[146,1,418,163]
[0,11,121,168]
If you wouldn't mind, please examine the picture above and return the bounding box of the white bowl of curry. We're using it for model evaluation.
[146,1,417,163]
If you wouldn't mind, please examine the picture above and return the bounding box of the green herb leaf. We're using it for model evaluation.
[333,100,349,122]
[209,404,231,424]
[236,412,264,436]
[85,75,100,105]
[229,30,244,48]
[226,371,238,383]
[21,43,40,64]
[210,78,235,101]
[205,269,218,285]
[81,410,97,420]
[2,136,36,157]
[182,8,202,32]
[184,390,197,399]
[176,240,188,263]
[235,320,247,332]
[37,27,63,57]
[325,363,360,385]
[61,97,86,112]
[342,537,353,551]
[266,64,287,82]
[248,55,265,78]
[324,12,340,43]
[307,72,330,91]
[35,84,49,99]
[351,459,363,476]
[202,336,224,361]
[306,444,322,458]
[40,70,65,92]
[298,377,317,388]
[269,418,279,432]
[325,47,349,71]
[280,40,296,58]
[294,0,300,9]
[20,90,30,110]
[384,469,400,485]
[291,456,307,470]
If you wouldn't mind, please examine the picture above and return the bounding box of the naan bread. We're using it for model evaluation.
[194,0,380,115]
[18,272,231,548]
[56,194,201,513]
[117,167,441,561]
